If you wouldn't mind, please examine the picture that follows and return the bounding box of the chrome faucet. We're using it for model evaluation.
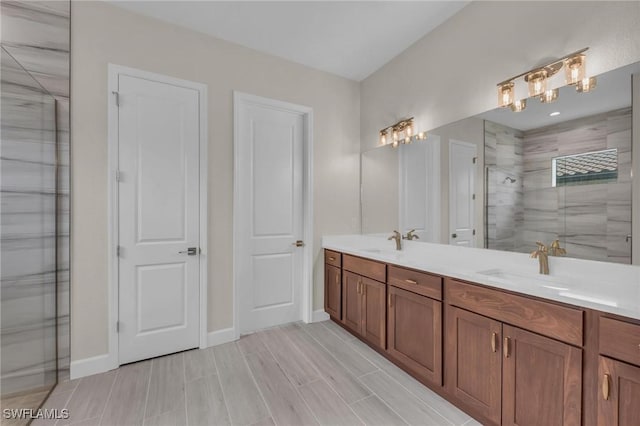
[388,230,402,251]
[530,242,549,275]
[403,229,419,241]
[549,239,567,257]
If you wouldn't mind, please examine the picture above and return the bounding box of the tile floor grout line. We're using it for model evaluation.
[182,352,189,426]
[297,323,378,388]
[345,335,465,425]
[259,329,322,426]
[140,359,154,423]
[235,340,277,426]
[209,345,231,426]
[278,324,368,425]
[52,379,80,426]
[357,378,412,426]
[96,368,120,426]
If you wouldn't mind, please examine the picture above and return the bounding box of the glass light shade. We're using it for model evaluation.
[564,54,585,85]
[406,122,413,136]
[526,70,547,97]
[510,99,527,112]
[404,136,411,144]
[577,76,597,93]
[540,88,559,103]
[379,131,387,145]
[393,130,398,141]
[418,131,426,140]
[392,139,399,148]
[498,82,514,107]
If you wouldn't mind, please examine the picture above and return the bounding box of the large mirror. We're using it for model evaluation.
[361,61,639,264]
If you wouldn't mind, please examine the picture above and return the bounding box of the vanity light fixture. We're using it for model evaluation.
[378,117,427,148]
[511,99,526,112]
[540,88,559,103]
[496,48,596,112]
[577,76,597,93]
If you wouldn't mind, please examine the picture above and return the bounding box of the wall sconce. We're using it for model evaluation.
[379,117,427,148]
[496,48,596,112]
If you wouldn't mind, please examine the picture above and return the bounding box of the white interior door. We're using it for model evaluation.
[449,140,476,247]
[399,138,441,242]
[236,96,305,334]
[117,73,200,364]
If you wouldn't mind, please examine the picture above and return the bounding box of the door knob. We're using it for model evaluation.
[293,240,305,247]
[178,247,198,255]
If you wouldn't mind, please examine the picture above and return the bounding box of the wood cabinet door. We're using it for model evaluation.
[502,325,582,426]
[342,270,362,334]
[446,306,502,425]
[598,356,640,426]
[324,264,341,319]
[362,276,386,349]
[388,286,441,385]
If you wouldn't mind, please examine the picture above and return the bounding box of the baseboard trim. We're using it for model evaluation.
[207,327,237,347]
[312,309,330,322]
[70,354,114,380]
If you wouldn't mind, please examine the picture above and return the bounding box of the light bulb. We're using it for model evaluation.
[564,54,585,85]
[510,99,527,112]
[498,82,514,107]
[577,76,597,93]
[526,70,547,97]
[540,88,559,103]
[379,132,387,145]
[406,124,413,136]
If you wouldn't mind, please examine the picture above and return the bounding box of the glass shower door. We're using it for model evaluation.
[1,47,58,417]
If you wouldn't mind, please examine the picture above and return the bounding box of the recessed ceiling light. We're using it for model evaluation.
[550,111,561,117]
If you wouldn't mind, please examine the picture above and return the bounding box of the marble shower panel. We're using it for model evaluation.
[1,48,58,398]
[1,0,71,383]
[1,0,70,415]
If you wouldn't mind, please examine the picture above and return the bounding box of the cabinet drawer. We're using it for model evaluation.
[325,249,342,268]
[446,279,583,347]
[600,317,640,367]
[343,254,386,282]
[388,265,442,300]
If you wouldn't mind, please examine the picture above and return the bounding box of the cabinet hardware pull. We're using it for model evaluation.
[405,279,418,285]
[491,332,497,353]
[388,294,393,308]
[357,281,360,294]
[335,274,339,284]
[503,337,510,358]
[329,257,336,261]
[602,374,610,400]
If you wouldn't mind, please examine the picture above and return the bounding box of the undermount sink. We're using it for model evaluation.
[476,268,570,291]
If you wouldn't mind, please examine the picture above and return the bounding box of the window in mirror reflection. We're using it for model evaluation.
[552,148,618,187]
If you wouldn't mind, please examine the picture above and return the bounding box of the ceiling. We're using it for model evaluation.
[109,1,469,81]
[479,61,640,132]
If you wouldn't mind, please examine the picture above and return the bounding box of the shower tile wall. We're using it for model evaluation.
[1,0,70,384]
[485,121,524,251]
[486,107,632,263]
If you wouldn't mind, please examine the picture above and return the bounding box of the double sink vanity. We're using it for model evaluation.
[322,235,640,425]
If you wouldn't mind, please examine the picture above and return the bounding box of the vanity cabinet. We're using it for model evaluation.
[597,316,640,425]
[446,306,502,424]
[324,250,342,320]
[502,325,582,425]
[341,255,387,350]
[446,279,583,425]
[387,266,442,386]
[598,356,640,425]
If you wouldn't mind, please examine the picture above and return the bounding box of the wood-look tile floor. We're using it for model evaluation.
[33,321,482,426]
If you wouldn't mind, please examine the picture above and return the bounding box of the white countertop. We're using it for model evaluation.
[323,234,640,321]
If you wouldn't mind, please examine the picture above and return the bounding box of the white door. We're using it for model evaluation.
[117,73,201,364]
[236,96,305,334]
[449,140,476,247]
[399,137,441,243]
